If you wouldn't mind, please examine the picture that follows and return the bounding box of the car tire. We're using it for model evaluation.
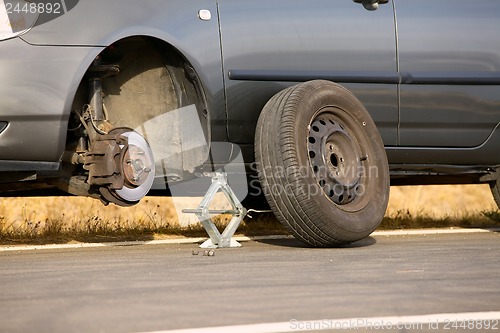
[255,80,390,246]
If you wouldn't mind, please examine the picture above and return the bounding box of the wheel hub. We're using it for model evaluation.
[123,144,152,187]
[308,114,363,205]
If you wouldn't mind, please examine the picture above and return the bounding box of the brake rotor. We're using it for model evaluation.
[95,129,155,206]
[115,130,155,202]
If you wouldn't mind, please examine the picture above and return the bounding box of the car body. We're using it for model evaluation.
[1,0,499,244]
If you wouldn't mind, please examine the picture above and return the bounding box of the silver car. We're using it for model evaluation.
[0,0,499,246]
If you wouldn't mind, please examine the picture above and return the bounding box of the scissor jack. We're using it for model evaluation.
[182,172,247,248]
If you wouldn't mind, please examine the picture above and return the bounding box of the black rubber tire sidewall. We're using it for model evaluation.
[256,80,390,246]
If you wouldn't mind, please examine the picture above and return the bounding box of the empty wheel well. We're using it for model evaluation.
[60,36,210,203]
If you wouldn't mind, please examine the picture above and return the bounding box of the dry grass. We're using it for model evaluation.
[382,184,500,229]
[387,184,497,218]
[0,184,498,244]
[0,194,287,244]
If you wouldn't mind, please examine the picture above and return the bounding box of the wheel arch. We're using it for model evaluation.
[59,34,212,200]
[64,32,210,123]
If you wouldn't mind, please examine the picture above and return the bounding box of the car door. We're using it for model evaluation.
[395,0,500,147]
[218,0,399,146]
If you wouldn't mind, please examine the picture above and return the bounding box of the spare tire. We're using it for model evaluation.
[255,80,390,246]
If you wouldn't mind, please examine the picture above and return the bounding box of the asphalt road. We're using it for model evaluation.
[1,231,500,333]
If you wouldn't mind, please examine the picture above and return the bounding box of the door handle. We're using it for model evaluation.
[353,0,389,11]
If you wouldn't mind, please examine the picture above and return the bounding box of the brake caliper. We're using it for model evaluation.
[84,128,155,206]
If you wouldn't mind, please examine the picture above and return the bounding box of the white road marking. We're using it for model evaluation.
[136,312,500,333]
[0,228,498,252]
[372,227,500,236]
[0,235,291,252]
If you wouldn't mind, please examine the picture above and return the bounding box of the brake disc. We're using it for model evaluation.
[84,128,155,206]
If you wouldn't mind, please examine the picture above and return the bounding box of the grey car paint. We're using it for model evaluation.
[0,0,499,175]
[396,0,500,148]
[219,0,399,146]
[0,37,100,164]
[0,0,225,168]
[219,0,500,165]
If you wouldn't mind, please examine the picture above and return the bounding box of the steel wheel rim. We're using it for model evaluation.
[307,108,364,205]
